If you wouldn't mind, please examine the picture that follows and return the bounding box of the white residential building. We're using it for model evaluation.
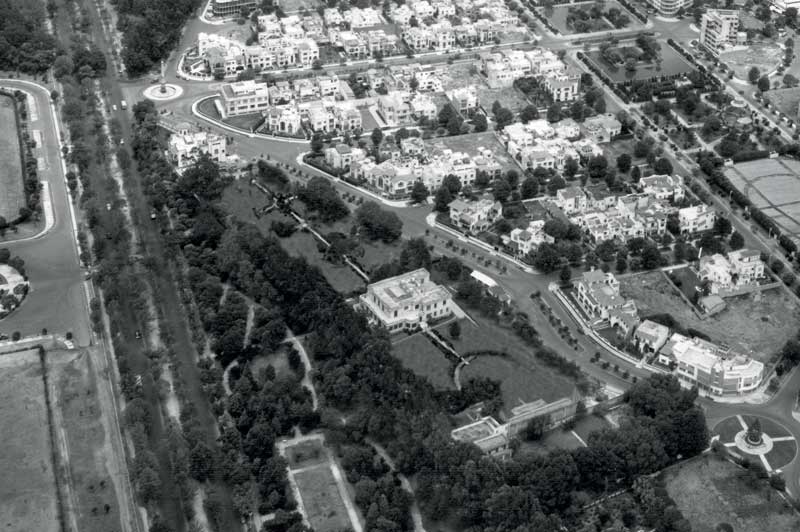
[700,9,746,57]
[575,270,628,321]
[634,319,670,354]
[219,80,271,117]
[360,268,455,331]
[555,186,588,214]
[502,220,554,256]
[449,195,503,233]
[583,113,622,142]
[698,249,765,294]
[659,333,764,395]
[679,204,715,234]
[168,130,228,172]
[643,0,692,17]
[324,144,367,170]
[640,174,684,201]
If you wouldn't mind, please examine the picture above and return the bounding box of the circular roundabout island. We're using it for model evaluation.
[713,415,797,472]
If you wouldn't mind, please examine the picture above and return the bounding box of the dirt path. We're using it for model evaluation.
[286,332,318,411]
[366,439,426,532]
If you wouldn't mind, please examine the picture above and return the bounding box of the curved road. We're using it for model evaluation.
[0,79,91,345]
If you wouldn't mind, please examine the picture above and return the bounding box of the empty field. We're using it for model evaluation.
[293,467,352,532]
[425,132,518,174]
[619,270,800,363]
[720,43,783,81]
[665,455,800,532]
[0,93,25,221]
[392,333,455,390]
[0,348,59,532]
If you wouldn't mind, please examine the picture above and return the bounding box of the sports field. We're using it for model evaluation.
[0,93,25,221]
[725,158,800,247]
[0,348,59,532]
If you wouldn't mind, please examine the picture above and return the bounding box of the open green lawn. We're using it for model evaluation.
[0,349,59,532]
[442,316,575,416]
[392,333,455,390]
[665,454,800,532]
[0,94,25,221]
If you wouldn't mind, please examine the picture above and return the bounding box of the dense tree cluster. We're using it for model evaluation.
[296,176,349,223]
[114,0,201,76]
[130,100,710,531]
[0,0,57,73]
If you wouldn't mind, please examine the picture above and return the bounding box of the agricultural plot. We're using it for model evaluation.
[725,158,800,246]
[0,93,25,221]
[619,270,800,363]
[0,349,59,532]
[665,455,800,532]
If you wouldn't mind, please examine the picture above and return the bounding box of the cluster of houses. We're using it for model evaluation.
[164,121,233,173]
[634,318,764,395]
[199,0,530,78]
[392,0,524,52]
[569,268,765,396]
[335,136,503,197]
[480,48,580,100]
[501,115,618,171]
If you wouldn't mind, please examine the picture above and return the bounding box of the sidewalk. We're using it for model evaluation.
[191,97,310,144]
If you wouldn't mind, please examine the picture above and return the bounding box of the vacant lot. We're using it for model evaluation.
[665,455,800,532]
[725,158,800,246]
[291,460,353,532]
[720,43,783,81]
[768,86,800,117]
[281,0,323,12]
[0,349,59,532]
[0,93,25,221]
[392,333,455,390]
[49,349,124,532]
[426,132,518,173]
[619,270,800,362]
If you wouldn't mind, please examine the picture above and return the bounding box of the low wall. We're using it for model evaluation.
[715,281,783,299]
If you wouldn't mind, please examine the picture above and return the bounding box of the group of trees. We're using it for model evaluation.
[115,0,200,76]
[0,0,57,73]
[130,98,716,532]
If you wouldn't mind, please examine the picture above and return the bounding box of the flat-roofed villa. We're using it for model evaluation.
[359,269,454,331]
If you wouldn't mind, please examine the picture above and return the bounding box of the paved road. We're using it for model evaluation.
[0,79,91,345]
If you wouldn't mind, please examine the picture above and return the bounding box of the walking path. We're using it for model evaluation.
[366,439,426,532]
[286,332,318,411]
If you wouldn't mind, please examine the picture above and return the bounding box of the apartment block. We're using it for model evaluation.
[678,204,715,234]
[449,195,503,233]
[700,9,746,56]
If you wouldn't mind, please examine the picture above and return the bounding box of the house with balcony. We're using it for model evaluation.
[449,195,503,233]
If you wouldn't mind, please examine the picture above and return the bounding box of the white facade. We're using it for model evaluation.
[679,204,715,234]
[700,9,746,57]
[168,130,228,173]
[360,269,454,332]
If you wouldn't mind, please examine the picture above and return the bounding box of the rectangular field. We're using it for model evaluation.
[0,348,59,532]
[664,455,800,532]
[292,464,352,532]
[48,349,125,532]
[619,271,800,362]
[0,94,25,221]
[724,158,800,245]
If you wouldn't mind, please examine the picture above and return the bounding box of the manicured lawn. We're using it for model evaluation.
[664,455,800,532]
[619,270,800,364]
[518,428,584,456]
[391,333,456,390]
[572,414,611,443]
[439,316,576,415]
[0,94,25,221]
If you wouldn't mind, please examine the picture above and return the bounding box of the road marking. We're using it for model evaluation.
[759,454,773,472]
[572,430,587,447]
[736,415,749,430]
[770,436,797,442]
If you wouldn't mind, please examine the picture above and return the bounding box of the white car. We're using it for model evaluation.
[112,104,117,111]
